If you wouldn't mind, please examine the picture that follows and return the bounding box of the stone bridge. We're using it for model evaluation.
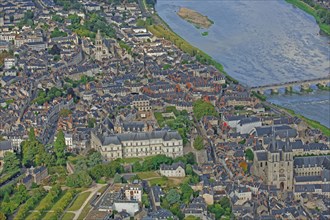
[250,77,330,94]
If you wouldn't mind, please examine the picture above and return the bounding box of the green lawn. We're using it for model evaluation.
[137,171,160,179]
[77,204,92,220]
[97,185,108,193]
[148,176,187,189]
[148,177,169,187]
[62,212,75,220]
[67,191,91,211]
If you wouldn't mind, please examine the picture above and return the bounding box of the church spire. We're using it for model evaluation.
[96,29,101,41]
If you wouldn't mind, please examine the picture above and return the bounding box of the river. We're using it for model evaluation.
[155,0,330,128]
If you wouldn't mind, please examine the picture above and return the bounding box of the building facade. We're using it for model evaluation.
[253,138,294,191]
[160,162,186,177]
[91,130,183,160]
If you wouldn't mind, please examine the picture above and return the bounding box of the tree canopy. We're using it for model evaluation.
[166,189,181,205]
[245,149,254,161]
[193,136,204,151]
[54,130,67,166]
[2,152,20,173]
[193,99,217,120]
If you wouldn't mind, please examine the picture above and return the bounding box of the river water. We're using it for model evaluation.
[155,0,330,128]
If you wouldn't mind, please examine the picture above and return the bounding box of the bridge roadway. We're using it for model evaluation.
[250,77,330,93]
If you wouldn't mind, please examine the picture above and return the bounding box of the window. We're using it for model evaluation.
[260,162,263,168]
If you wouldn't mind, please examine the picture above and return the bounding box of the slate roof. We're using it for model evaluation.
[0,140,12,151]
[294,156,330,168]
[99,130,182,145]
[160,162,185,170]
[254,125,297,138]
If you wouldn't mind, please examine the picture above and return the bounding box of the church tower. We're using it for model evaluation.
[266,137,294,191]
[95,30,103,61]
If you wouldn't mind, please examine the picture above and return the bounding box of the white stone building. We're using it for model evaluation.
[160,162,186,177]
[91,130,183,160]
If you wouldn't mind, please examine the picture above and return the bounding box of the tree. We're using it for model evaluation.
[28,128,36,141]
[87,151,102,167]
[113,173,122,183]
[193,136,204,150]
[89,164,104,181]
[208,197,231,220]
[193,99,217,120]
[50,27,68,38]
[22,129,48,167]
[185,164,193,175]
[54,130,67,166]
[132,161,143,172]
[49,44,61,55]
[142,193,150,208]
[3,152,20,173]
[180,183,193,204]
[66,171,92,188]
[166,189,180,205]
[245,149,254,161]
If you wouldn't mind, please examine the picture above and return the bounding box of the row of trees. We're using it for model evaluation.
[14,188,46,220]
[21,128,67,167]
[25,185,62,220]
[301,0,330,25]
[42,190,77,220]
[0,185,28,217]
[131,153,196,173]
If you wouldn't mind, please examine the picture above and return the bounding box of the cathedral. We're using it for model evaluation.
[252,137,294,191]
[94,30,114,61]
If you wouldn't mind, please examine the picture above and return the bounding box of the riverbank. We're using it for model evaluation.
[146,15,238,84]
[177,7,214,29]
[149,3,329,136]
[285,0,330,35]
[278,105,330,136]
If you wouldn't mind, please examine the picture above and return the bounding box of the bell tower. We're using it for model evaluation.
[95,30,103,61]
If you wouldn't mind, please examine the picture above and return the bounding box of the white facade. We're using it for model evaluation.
[113,201,139,216]
[124,185,142,202]
[4,58,15,70]
[237,120,262,134]
[91,130,184,160]
[160,163,186,177]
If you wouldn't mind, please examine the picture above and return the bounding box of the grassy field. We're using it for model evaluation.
[62,212,75,220]
[67,191,91,211]
[97,185,108,193]
[148,176,187,189]
[76,203,92,220]
[137,171,160,179]
[285,0,330,35]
